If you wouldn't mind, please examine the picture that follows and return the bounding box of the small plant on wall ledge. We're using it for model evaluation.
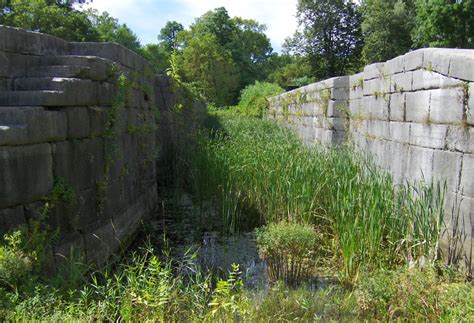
[255,221,319,286]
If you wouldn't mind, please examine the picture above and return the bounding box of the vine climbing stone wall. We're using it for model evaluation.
[269,48,474,264]
[0,25,203,266]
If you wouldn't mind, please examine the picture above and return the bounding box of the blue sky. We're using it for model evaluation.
[78,0,298,52]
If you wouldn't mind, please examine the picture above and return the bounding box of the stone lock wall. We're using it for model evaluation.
[269,48,474,262]
[0,25,202,266]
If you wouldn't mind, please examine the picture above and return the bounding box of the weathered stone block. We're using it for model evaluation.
[385,55,404,74]
[388,142,410,184]
[327,100,347,117]
[363,78,384,96]
[446,126,474,154]
[330,87,349,101]
[97,82,118,107]
[40,55,113,81]
[409,123,448,149]
[88,106,108,136]
[83,220,117,265]
[390,121,410,143]
[325,117,346,131]
[403,49,425,71]
[0,106,67,146]
[389,93,405,121]
[423,48,451,76]
[349,98,362,117]
[0,25,68,56]
[412,69,463,91]
[66,107,90,138]
[363,63,385,80]
[349,73,364,100]
[432,150,462,191]
[319,76,350,89]
[66,187,98,231]
[367,120,390,140]
[468,83,474,126]
[390,72,413,93]
[0,78,12,91]
[367,95,389,120]
[448,50,474,82]
[52,139,105,191]
[460,154,474,197]
[429,88,464,124]
[0,205,25,233]
[0,144,53,208]
[112,196,146,246]
[408,145,434,182]
[406,90,430,123]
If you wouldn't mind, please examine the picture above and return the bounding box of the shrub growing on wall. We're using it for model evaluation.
[237,82,284,117]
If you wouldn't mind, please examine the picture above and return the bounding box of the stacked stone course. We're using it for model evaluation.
[269,48,474,262]
[0,26,202,266]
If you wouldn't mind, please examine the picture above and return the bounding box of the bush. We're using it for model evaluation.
[0,231,33,291]
[237,82,284,117]
[255,222,319,285]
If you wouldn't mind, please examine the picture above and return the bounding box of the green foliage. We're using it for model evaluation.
[180,33,239,106]
[158,20,183,52]
[176,7,273,105]
[237,81,284,117]
[287,0,363,79]
[250,282,357,321]
[266,54,315,89]
[87,9,141,53]
[41,177,75,217]
[140,44,170,75]
[190,115,446,281]
[1,0,98,41]
[256,222,319,285]
[208,263,248,319]
[361,0,416,63]
[357,266,474,321]
[0,231,33,291]
[413,0,474,48]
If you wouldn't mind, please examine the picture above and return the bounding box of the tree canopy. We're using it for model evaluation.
[413,0,474,48]
[361,0,416,63]
[1,1,473,106]
[286,0,363,79]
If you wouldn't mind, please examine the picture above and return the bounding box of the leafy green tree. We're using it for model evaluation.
[229,17,273,86]
[413,0,474,48]
[266,54,315,89]
[140,44,169,74]
[158,21,184,52]
[361,0,416,63]
[87,9,141,52]
[288,0,363,79]
[0,0,98,41]
[185,8,273,93]
[180,34,239,106]
[190,7,237,47]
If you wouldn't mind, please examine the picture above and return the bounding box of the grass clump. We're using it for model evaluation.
[236,81,284,117]
[256,221,319,285]
[356,266,474,321]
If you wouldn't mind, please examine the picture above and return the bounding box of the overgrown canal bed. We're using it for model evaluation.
[1,112,473,321]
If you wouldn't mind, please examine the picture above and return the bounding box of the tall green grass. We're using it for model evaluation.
[189,112,446,280]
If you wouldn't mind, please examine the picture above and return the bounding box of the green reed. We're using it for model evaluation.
[189,112,446,280]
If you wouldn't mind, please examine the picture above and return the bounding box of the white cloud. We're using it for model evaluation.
[79,0,298,52]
